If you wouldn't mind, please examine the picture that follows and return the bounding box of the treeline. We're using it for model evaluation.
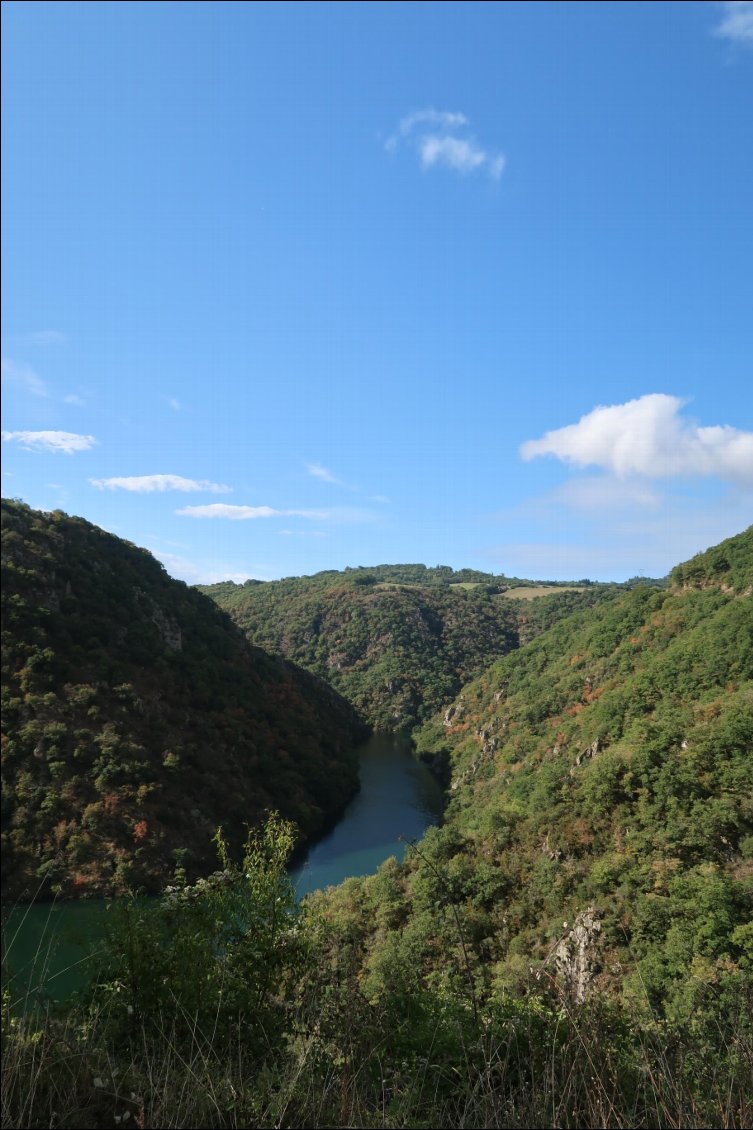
[200,566,616,732]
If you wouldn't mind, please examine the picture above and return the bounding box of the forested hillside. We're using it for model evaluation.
[0,500,365,900]
[3,526,752,1129]
[311,527,753,1021]
[200,566,617,731]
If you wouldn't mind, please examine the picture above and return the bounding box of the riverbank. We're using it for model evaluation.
[2,733,444,1010]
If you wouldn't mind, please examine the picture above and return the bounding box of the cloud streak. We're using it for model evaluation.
[177,504,325,520]
[177,503,376,523]
[2,358,49,398]
[386,108,505,180]
[90,474,231,494]
[2,430,98,454]
[714,1,753,45]
[21,329,66,346]
[520,394,753,485]
[306,462,343,485]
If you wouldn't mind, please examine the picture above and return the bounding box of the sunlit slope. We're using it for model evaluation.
[201,566,620,732]
[1,500,365,900]
[315,528,752,1014]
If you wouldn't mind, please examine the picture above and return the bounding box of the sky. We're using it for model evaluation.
[2,0,752,584]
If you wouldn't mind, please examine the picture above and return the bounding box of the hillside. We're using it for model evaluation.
[309,527,753,1021]
[200,566,618,731]
[0,500,366,901]
[4,528,751,1129]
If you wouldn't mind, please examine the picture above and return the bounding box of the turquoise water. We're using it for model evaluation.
[291,731,444,898]
[2,734,443,1006]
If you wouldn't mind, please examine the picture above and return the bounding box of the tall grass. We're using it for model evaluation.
[3,981,751,1129]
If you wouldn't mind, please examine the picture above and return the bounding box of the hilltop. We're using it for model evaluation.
[0,499,365,900]
[200,565,621,731]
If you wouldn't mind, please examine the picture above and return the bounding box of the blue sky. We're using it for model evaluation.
[2,1,752,583]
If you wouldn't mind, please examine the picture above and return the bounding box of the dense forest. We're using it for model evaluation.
[2,517,751,1128]
[0,499,365,900]
[200,566,619,731]
[322,525,753,1018]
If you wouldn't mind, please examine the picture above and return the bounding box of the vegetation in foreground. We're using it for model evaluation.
[3,814,751,1130]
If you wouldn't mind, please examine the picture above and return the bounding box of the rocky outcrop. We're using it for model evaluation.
[555,907,602,1004]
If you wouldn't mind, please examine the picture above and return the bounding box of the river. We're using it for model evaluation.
[2,733,443,1007]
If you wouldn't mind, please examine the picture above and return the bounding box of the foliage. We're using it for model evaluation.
[200,565,614,732]
[3,515,752,1127]
[88,813,301,1056]
[1,500,365,900]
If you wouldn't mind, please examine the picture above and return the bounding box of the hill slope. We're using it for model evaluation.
[0,500,366,900]
[312,528,753,1018]
[200,566,617,732]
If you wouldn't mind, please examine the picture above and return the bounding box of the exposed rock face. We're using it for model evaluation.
[570,737,600,775]
[149,602,183,651]
[555,906,602,1004]
[443,700,463,727]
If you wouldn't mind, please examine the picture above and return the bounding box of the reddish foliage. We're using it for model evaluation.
[133,819,149,843]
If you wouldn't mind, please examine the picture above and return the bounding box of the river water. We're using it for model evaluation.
[2,733,443,1006]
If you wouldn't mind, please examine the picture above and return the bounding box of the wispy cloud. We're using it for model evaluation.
[279,529,328,538]
[3,357,86,407]
[177,503,376,523]
[1,358,49,398]
[521,394,753,486]
[547,475,662,512]
[166,397,182,412]
[386,109,469,150]
[714,1,753,45]
[151,549,268,585]
[385,108,505,180]
[484,496,752,582]
[178,504,305,520]
[90,474,231,494]
[20,329,66,346]
[2,430,98,454]
[306,462,343,485]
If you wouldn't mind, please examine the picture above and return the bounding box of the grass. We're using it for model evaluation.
[3,986,752,1129]
[499,585,587,601]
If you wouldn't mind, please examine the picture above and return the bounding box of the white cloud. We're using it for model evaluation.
[90,474,231,494]
[385,108,505,180]
[166,397,182,412]
[177,503,377,523]
[177,504,281,520]
[306,462,342,485]
[521,394,753,485]
[64,393,86,406]
[396,109,469,137]
[714,1,753,44]
[419,135,487,174]
[2,430,98,454]
[1,358,49,398]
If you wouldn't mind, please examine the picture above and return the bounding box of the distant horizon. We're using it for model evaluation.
[3,2,751,585]
[9,492,741,588]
